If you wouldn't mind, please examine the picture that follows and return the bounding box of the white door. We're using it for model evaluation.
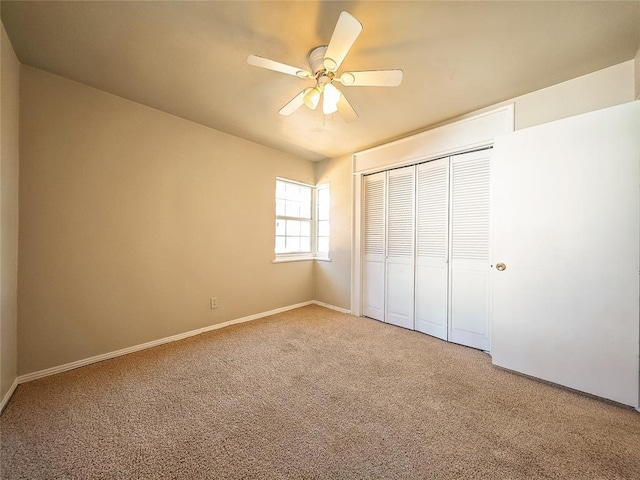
[415,158,449,339]
[363,172,385,321]
[385,166,415,329]
[449,150,491,351]
[491,102,640,407]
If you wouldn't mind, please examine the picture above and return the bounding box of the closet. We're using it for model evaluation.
[363,149,491,351]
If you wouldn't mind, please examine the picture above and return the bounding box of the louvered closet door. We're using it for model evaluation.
[449,150,491,351]
[385,166,415,329]
[363,172,386,321]
[415,158,449,340]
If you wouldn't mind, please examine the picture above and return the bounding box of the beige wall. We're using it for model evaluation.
[315,60,637,313]
[18,66,315,375]
[314,155,351,310]
[1,24,20,401]
[513,60,635,129]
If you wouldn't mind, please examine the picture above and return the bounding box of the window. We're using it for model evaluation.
[316,184,330,258]
[275,178,330,261]
[275,179,312,255]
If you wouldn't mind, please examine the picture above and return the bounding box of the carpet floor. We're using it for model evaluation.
[1,305,639,479]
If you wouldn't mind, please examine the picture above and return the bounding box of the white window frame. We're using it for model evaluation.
[274,178,330,263]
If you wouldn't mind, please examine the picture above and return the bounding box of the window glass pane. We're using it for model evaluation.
[316,185,330,256]
[275,220,286,236]
[318,187,329,203]
[318,237,329,253]
[287,220,300,236]
[318,205,329,221]
[276,200,285,216]
[276,181,286,199]
[275,236,286,253]
[286,183,300,201]
[283,182,291,199]
[300,221,311,236]
[286,236,300,253]
[300,187,311,204]
[318,188,330,220]
[300,236,311,252]
[318,220,330,237]
[296,185,305,202]
[300,201,311,219]
[285,200,301,218]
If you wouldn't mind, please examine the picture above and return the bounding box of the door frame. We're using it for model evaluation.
[351,105,514,316]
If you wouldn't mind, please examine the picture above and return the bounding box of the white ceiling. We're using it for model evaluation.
[2,1,639,161]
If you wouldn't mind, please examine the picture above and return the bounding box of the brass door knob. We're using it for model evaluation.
[496,262,506,271]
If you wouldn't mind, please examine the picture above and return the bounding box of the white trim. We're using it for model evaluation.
[275,176,314,188]
[353,105,514,174]
[0,301,348,411]
[350,106,515,315]
[0,378,19,414]
[273,256,331,263]
[312,300,351,314]
[15,301,314,385]
[351,161,363,317]
[273,256,315,263]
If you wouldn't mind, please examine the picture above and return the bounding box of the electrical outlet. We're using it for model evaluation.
[210,297,219,309]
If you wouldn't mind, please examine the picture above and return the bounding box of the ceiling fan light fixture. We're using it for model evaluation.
[322,83,341,115]
[303,87,321,110]
[323,100,338,115]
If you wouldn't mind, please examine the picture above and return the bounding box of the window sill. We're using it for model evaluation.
[273,256,332,264]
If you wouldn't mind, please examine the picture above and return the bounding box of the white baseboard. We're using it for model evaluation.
[16,301,314,385]
[0,378,19,414]
[311,300,351,314]
[1,300,351,413]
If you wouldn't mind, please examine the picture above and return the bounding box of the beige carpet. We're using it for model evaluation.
[1,305,639,479]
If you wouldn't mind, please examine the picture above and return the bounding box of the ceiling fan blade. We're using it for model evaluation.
[323,12,363,72]
[278,89,309,116]
[338,70,404,87]
[337,93,359,123]
[247,54,312,78]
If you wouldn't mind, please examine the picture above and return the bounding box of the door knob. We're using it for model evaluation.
[496,262,506,271]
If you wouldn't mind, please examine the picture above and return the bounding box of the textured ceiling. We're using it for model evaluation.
[2,1,639,161]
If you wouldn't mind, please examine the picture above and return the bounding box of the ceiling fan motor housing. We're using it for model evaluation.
[307,45,329,76]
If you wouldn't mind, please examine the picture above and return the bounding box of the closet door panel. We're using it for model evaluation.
[449,150,491,351]
[385,166,415,329]
[387,262,414,328]
[415,159,449,339]
[363,172,385,321]
[363,261,385,320]
[450,268,489,334]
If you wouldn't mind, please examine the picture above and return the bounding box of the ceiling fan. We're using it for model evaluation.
[247,11,403,122]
